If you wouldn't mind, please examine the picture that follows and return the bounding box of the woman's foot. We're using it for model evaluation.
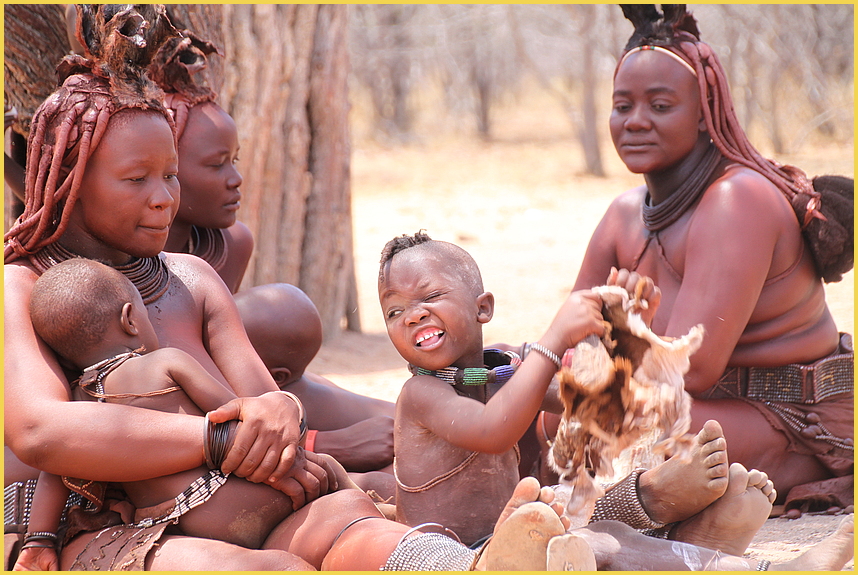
[476,477,567,570]
[546,533,597,571]
[637,419,729,524]
[670,462,774,556]
[777,515,854,570]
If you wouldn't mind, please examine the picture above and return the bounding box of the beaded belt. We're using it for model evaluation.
[701,333,853,405]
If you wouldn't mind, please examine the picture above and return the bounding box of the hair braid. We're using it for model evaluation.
[4,5,179,264]
[149,26,220,141]
[618,4,853,282]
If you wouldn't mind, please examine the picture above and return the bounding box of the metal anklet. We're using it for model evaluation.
[589,468,666,530]
[756,559,771,571]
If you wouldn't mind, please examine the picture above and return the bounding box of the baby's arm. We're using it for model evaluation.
[153,347,239,413]
[13,471,67,571]
[405,290,605,454]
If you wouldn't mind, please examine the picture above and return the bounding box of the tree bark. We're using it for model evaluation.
[4,4,359,339]
[217,4,358,339]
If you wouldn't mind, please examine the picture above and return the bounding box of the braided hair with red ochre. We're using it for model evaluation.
[148,22,221,141]
[618,5,853,282]
[3,5,180,263]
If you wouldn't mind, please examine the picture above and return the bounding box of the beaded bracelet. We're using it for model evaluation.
[527,342,562,370]
[203,414,239,470]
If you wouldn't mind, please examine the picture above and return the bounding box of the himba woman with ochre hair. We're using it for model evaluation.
[145,20,397,485]
[569,4,853,518]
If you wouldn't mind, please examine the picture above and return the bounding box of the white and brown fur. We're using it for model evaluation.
[549,283,704,527]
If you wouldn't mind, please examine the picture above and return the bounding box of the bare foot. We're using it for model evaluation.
[638,419,729,524]
[546,533,597,571]
[777,515,854,571]
[670,462,773,556]
[476,477,567,571]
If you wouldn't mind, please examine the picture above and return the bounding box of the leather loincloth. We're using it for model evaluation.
[68,522,174,571]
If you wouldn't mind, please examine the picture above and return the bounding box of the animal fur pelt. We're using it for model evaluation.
[548,284,704,527]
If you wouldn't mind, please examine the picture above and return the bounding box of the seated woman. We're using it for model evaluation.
[148,26,396,480]
[567,5,853,516]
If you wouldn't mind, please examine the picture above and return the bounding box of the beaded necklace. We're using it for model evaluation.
[31,242,171,305]
[408,349,522,386]
[188,226,228,272]
[641,142,723,232]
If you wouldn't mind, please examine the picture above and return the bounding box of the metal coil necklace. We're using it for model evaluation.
[408,349,522,386]
[31,242,171,305]
[642,142,723,232]
[188,226,228,273]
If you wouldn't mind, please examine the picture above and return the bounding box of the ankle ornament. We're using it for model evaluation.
[381,532,475,571]
[590,468,667,531]
[756,559,771,571]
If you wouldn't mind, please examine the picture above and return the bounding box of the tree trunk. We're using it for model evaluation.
[4,4,359,339]
[217,5,358,339]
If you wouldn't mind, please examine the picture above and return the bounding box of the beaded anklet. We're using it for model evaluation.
[409,349,522,386]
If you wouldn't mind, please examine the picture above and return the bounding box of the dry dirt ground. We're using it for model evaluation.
[308,121,854,568]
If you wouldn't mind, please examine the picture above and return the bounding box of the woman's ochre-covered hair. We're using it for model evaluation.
[619,5,853,282]
[4,5,179,263]
[149,19,221,141]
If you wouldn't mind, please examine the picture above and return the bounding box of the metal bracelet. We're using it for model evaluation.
[24,531,58,544]
[527,342,562,370]
[279,391,308,443]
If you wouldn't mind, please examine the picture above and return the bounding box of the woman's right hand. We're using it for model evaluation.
[207,391,304,485]
[607,267,661,326]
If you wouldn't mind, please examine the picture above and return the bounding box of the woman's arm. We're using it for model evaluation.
[177,256,306,484]
[662,171,785,394]
[573,190,640,292]
[5,264,205,481]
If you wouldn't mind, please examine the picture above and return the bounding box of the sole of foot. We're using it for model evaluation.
[671,462,773,556]
[546,533,597,571]
[483,501,566,571]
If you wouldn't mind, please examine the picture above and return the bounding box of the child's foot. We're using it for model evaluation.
[776,515,854,571]
[476,477,566,570]
[546,533,597,571]
[670,462,774,556]
[638,419,729,524]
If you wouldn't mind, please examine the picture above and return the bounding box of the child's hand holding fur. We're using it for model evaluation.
[541,290,606,356]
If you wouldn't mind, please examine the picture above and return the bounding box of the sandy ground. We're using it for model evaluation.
[308,126,854,568]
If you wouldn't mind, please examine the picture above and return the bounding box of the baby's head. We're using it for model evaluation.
[29,259,158,370]
[378,231,494,372]
[234,283,323,388]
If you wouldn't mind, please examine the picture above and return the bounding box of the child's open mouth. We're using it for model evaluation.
[415,329,445,348]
